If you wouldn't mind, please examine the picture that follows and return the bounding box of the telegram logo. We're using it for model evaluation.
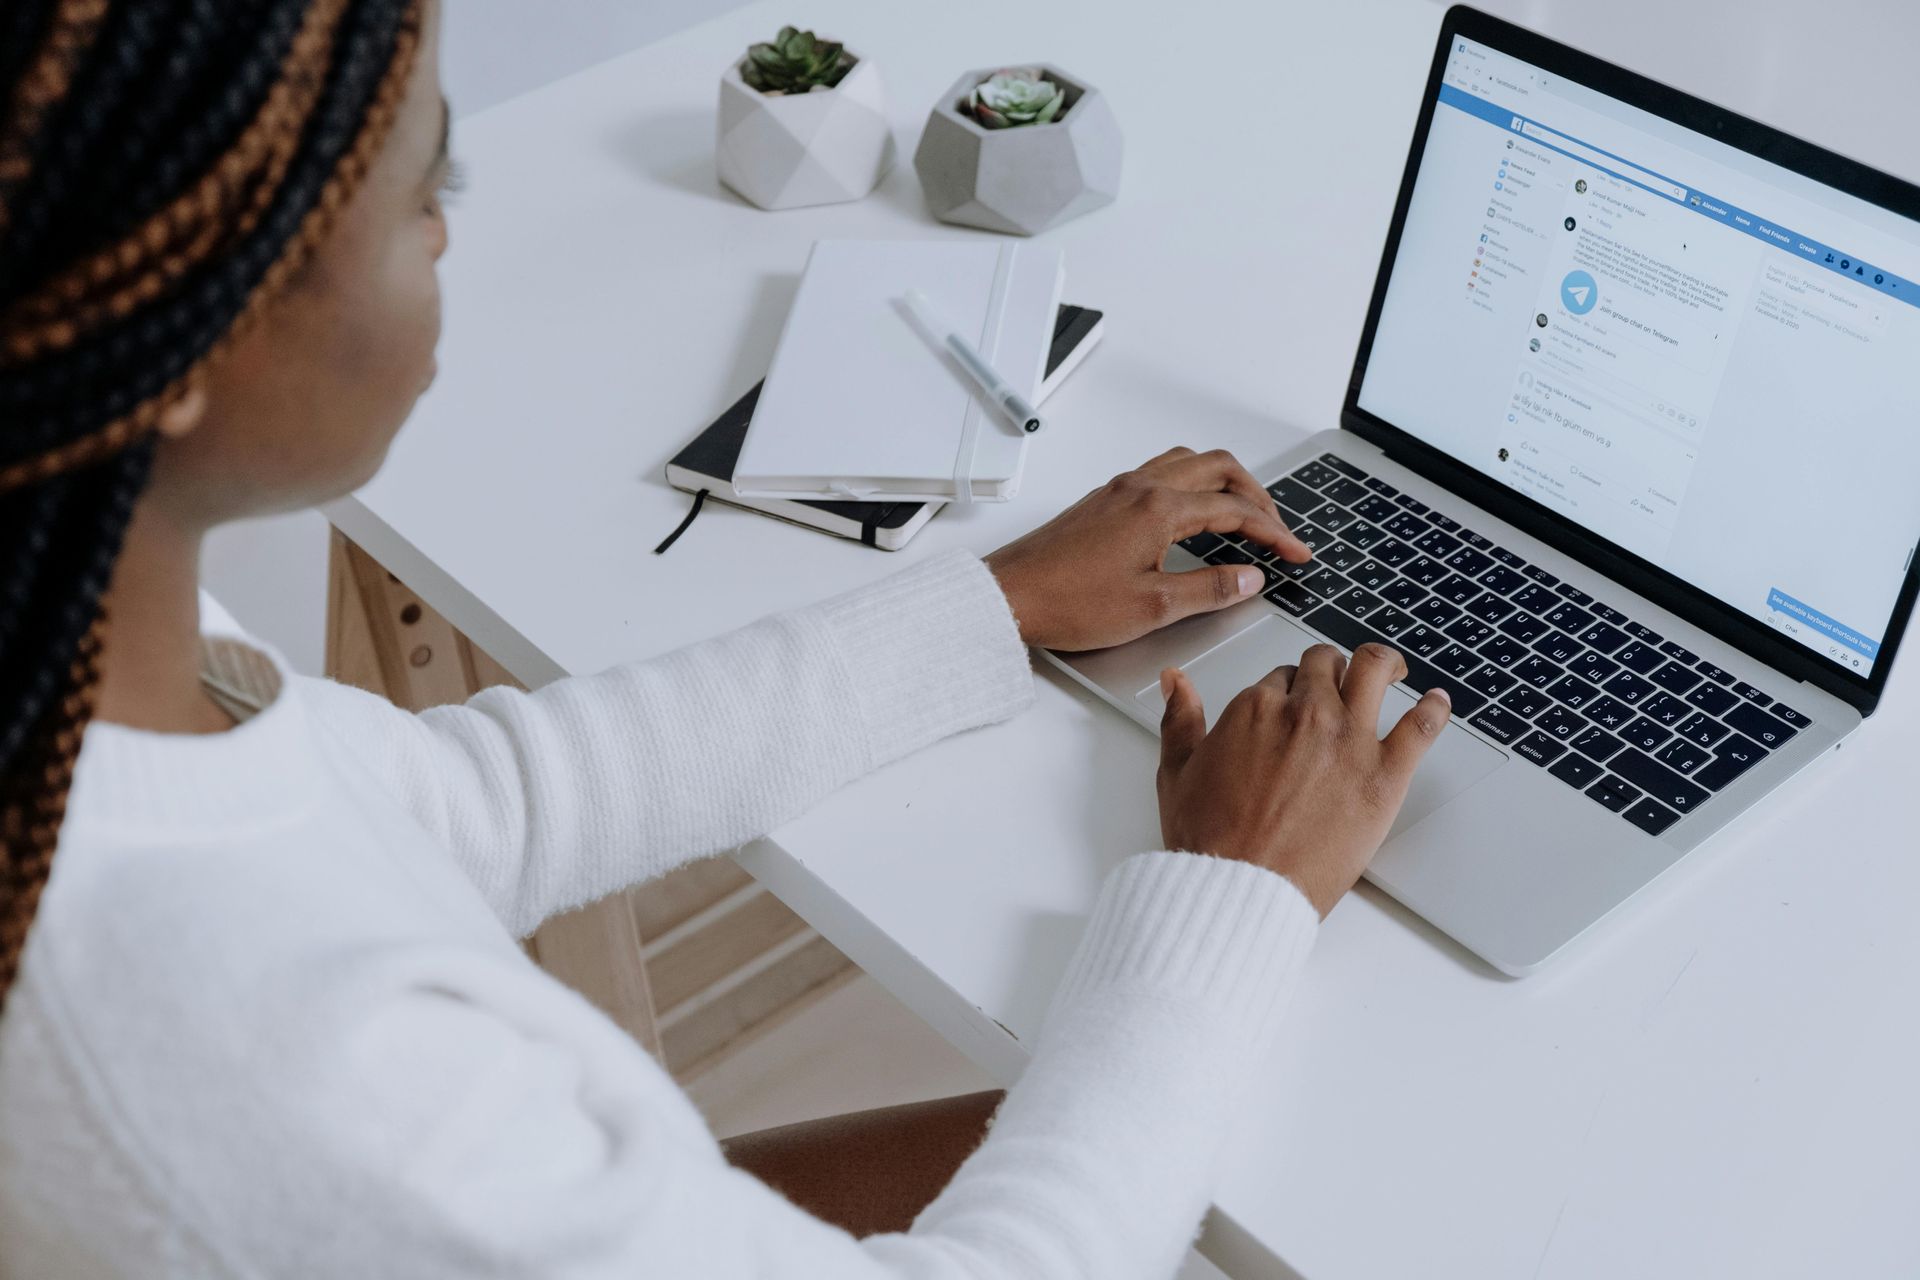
[1560,269,1598,315]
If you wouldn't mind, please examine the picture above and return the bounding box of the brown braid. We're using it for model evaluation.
[0,0,425,1015]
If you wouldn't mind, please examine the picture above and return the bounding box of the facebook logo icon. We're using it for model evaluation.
[1511,116,1523,130]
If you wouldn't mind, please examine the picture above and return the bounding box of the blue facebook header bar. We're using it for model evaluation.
[1437,83,1920,312]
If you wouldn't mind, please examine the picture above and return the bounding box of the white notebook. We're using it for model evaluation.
[731,239,1066,504]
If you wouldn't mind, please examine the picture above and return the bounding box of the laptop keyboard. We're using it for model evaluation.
[1177,453,1813,838]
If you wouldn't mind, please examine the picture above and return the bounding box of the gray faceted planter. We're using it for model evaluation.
[913,64,1122,236]
[717,53,895,211]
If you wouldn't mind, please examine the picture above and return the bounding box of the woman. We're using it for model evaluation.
[0,2,1451,1276]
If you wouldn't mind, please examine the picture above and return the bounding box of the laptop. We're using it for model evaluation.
[1045,5,1920,975]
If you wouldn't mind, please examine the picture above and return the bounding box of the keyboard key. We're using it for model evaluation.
[1695,660,1736,686]
[1371,606,1417,638]
[1640,692,1690,726]
[1427,512,1462,533]
[1297,606,1487,716]
[1264,582,1317,615]
[1320,540,1368,572]
[1331,586,1387,619]
[1444,546,1495,577]
[1675,713,1730,748]
[1509,583,1557,613]
[1543,601,1594,634]
[1288,522,1331,551]
[1463,664,1517,698]
[1272,478,1323,513]
[1583,696,1635,732]
[1400,625,1447,658]
[1343,522,1387,550]
[1205,545,1255,566]
[1380,577,1425,610]
[1716,733,1768,769]
[1431,643,1483,678]
[1530,629,1582,665]
[1570,651,1621,684]
[1307,503,1358,533]
[1658,640,1700,664]
[1511,655,1560,688]
[1731,681,1773,707]
[1549,754,1604,790]
[1498,611,1552,644]
[1402,556,1450,587]
[1621,717,1672,753]
[1498,684,1551,718]
[1248,562,1293,591]
[1724,702,1798,747]
[1612,641,1664,674]
[1622,797,1681,835]
[1772,703,1810,729]
[1611,750,1710,814]
[1363,476,1398,496]
[1383,510,1430,540]
[1576,621,1629,654]
[1465,593,1518,624]
[1534,706,1585,740]
[1684,682,1739,717]
[1521,565,1559,587]
[1393,494,1430,515]
[1570,726,1626,762]
[1411,596,1461,627]
[1434,574,1484,606]
[1444,616,1496,648]
[1178,532,1225,556]
[1320,453,1367,480]
[1322,477,1370,507]
[1591,603,1629,626]
[1511,730,1567,766]
[1412,528,1462,558]
[1469,705,1528,744]
[1545,674,1601,710]
[1300,567,1351,598]
[1292,460,1339,489]
[1654,738,1711,773]
[1372,537,1417,568]
[1585,774,1642,811]
[1489,545,1526,568]
[1601,670,1656,704]
[1555,583,1596,607]
[1478,635,1530,668]
[1649,662,1704,695]
[1350,495,1399,524]
[1476,564,1528,596]
[1458,528,1492,549]
[1346,559,1397,592]
[1693,749,1760,791]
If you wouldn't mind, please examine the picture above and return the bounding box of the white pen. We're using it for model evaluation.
[900,289,1045,435]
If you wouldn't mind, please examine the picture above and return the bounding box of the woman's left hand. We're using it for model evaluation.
[985,447,1312,653]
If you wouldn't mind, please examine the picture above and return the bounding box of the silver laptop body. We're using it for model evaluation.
[1045,9,1918,974]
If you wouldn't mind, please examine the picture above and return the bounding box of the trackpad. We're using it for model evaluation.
[1132,615,1505,837]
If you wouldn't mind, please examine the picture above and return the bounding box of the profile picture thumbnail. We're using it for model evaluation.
[1528,337,1542,352]
[1498,447,1511,462]
[1535,312,1549,328]
[1575,179,1588,194]
[1564,216,1577,231]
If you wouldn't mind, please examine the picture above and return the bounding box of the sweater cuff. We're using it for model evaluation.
[812,550,1034,767]
[1045,851,1320,1059]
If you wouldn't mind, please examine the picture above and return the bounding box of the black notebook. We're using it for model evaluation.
[661,305,1104,551]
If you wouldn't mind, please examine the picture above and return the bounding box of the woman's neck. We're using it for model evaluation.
[93,497,234,735]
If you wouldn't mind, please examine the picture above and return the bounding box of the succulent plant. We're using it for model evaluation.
[963,68,1067,129]
[742,26,854,95]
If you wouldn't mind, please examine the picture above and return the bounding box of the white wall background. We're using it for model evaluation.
[206,0,1920,672]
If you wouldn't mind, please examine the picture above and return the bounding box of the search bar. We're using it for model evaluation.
[1519,121,1688,203]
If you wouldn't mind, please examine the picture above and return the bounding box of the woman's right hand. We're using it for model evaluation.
[1156,642,1453,918]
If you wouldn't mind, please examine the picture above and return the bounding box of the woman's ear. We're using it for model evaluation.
[155,382,208,439]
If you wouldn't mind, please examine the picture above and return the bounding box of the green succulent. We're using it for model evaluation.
[742,26,854,94]
[964,68,1066,129]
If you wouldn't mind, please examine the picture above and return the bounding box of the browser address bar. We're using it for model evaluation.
[1519,121,1688,203]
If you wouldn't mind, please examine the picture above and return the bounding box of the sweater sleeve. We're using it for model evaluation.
[298,551,1034,936]
[219,852,1318,1279]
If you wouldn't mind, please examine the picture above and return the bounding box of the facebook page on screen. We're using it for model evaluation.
[1359,37,1920,679]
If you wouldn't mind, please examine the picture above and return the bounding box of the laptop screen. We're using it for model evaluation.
[1357,34,1920,682]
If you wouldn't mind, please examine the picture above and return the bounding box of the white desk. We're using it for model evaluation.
[329,2,1920,1275]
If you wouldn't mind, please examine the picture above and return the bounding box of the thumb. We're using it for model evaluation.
[1381,687,1453,779]
[1157,563,1264,625]
[1158,667,1206,779]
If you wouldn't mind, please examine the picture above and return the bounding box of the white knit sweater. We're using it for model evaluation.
[0,551,1318,1279]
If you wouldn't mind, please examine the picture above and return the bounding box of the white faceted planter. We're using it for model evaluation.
[914,64,1123,236]
[716,54,895,211]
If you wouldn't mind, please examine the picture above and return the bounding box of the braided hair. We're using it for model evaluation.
[0,0,425,1011]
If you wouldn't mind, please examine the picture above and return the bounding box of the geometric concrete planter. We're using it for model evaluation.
[717,53,895,211]
[913,64,1123,236]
